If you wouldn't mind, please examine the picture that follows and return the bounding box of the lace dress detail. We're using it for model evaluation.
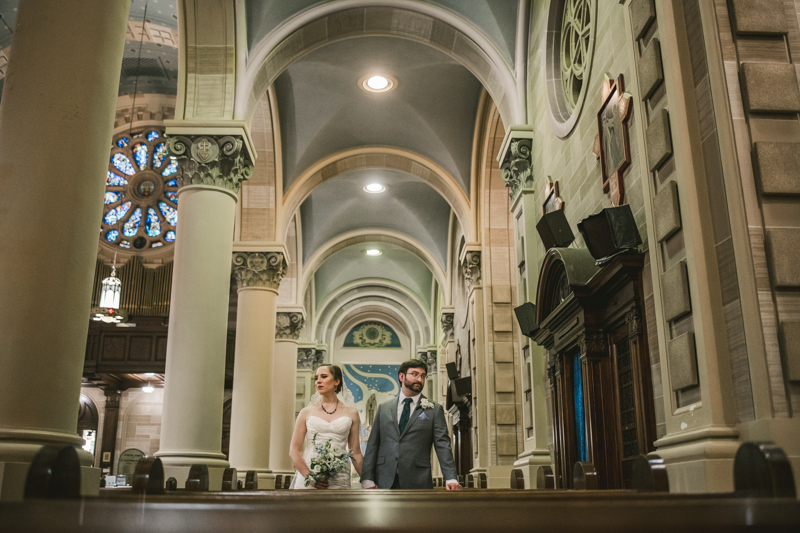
[290,415,353,490]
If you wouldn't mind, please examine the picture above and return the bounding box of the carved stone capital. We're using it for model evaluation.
[276,312,305,341]
[500,138,532,200]
[297,348,324,370]
[167,135,253,194]
[441,311,455,341]
[578,332,606,356]
[103,390,121,409]
[424,350,437,370]
[232,252,286,290]
[462,251,482,290]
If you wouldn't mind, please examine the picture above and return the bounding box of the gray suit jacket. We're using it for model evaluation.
[361,394,458,489]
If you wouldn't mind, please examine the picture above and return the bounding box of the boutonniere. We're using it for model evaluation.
[419,398,434,410]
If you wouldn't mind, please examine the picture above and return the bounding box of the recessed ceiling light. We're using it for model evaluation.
[359,74,397,93]
[364,183,386,193]
[364,249,383,256]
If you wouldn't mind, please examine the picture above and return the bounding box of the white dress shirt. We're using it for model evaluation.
[361,390,458,488]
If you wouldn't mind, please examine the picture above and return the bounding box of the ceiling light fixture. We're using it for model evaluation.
[142,383,154,393]
[364,183,386,193]
[360,74,397,93]
[364,249,383,256]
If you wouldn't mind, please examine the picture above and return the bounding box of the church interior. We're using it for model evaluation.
[1,0,800,530]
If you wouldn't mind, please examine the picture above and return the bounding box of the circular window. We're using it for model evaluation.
[101,129,179,251]
[545,0,596,138]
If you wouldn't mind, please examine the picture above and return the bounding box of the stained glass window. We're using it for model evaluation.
[112,154,136,176]
[146,208,161,237]
[158,202,178,226]
[104,192,122,205]
[101,129,179,250]
[161,159,178,177]
[153,143,168,168]
[132,143,149,171]
[123,207,142,237]
[107,172,128,186]
[104,201,131,225]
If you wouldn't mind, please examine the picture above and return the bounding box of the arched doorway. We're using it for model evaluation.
[78,394,99,458]
[532,248,657,489]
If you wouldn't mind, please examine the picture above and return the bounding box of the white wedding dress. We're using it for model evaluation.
[289,415,353,490]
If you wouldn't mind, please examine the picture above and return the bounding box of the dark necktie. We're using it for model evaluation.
[399,398,413,434]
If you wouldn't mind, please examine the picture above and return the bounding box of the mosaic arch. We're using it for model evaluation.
[343,322,402,349]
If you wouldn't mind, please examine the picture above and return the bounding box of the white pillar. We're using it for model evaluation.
[228,251,286,487]
[269,310,305,474]
[155,135,253,489]
[0,0,129,501]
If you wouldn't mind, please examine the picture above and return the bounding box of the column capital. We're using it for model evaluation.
[297,348,325,370]
[232,251,286,290]
[276,310,305,341]
[578,331,607,357]
[167,134,253,194]
[459,246,482,291]
[497,125,534,201]
[440,307,455,342]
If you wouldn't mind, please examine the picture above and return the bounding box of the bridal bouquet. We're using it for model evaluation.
[305,434,352,487]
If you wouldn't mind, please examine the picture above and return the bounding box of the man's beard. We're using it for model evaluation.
[404,380,423,392]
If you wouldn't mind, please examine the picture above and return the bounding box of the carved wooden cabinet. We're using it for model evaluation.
[533,249,656,489]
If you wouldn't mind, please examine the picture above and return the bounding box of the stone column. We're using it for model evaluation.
[499,126,552,488]
[269,310,305,475]
[155,134,253,489]
[0,0,129,501]
[227,251,286,487]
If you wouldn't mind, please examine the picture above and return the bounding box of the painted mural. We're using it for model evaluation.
[342,363,402,451]
[343,322,402,348]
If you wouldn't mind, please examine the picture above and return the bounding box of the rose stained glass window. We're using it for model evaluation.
[100,128,178,250]
[560,0,593,110]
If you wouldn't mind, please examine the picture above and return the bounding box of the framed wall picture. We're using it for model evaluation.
[594,74,633,206]
[102,451,111,463]
[543,178,564,215]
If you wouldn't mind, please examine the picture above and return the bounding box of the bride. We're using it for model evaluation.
[289,364,363,489]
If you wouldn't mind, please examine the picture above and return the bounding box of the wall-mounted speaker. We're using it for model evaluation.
[514,302,539,338]
[445,362,459,380]
[536,209,575,251]
[577,205,642,262]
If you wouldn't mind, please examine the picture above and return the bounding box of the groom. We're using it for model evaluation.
[361,359,461,490]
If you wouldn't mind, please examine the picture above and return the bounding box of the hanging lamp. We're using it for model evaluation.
[91,253,128,324]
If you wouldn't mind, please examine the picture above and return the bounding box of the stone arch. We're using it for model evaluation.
[300,228,448,304]
[237,2,523,127]
[327,299,422,355]
[281,147,473,243]
[315,279,431,345]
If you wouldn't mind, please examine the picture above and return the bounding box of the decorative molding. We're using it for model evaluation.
[297,348,324,370]
[232,252,286,290]
[276,312,305,341]
[500,139,533,200]
[441,311,455,342]
[461,251,482,290]
[578,332,606,355]
[167,135,253,193]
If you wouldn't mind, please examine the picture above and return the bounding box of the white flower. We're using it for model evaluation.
[314,466,321,473]
[419,398,434,410]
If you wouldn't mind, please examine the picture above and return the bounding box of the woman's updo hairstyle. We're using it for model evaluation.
[319,364,343,393]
